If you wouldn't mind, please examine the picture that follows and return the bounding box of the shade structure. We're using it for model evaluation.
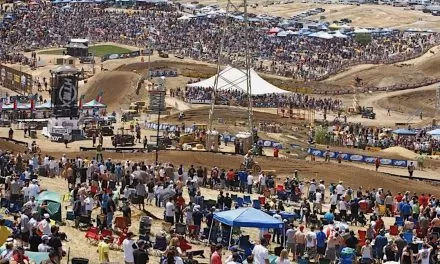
[186,65,289,95]
[36,191,62,221]
[427,129,440,136]
[213,208,283,229]
[83,99,106,109]
[392,128,417,135]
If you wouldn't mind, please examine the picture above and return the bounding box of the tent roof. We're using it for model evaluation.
[213,208,283,228]
[186,65,289,95]
[36,191,61,203]
[427,128,440,136]
[83,99,106,108]
[392,128,417,135]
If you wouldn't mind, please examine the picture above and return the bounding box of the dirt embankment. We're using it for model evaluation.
[376,89,437,118]
[323,46,440,89]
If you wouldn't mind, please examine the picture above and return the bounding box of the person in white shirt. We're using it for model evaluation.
[417,243,433,264]
[22,184,30,202]
[318,180,326,200]
[84,193,94,217]
[38,235,52,252]
[37,214,51,235]
[338,199,348,220]
[24,197,38,213]
[247,173,254,194]
[252,238,270,264]
[165,198,175,225]
[258,173,266,194]
[336,181,345,200]
[28,180,40,199]
[314,189,323,214]
[272,211,282,244]
[306,226,317,261]
[330,191,338,211]
[122,232,135,264]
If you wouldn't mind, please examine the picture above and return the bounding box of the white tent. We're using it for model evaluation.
[186,65,289,95]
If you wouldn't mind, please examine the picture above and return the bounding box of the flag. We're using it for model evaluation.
[30,95,35,111]
[96,90,104,103]
[79,95,85,110]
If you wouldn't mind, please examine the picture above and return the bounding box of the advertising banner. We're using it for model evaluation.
[307,148,410,168]
[187,99,212,104]
[0,64,33,93]
[149,69,178,77]
[52,75,79,117]
[101,50,141,62]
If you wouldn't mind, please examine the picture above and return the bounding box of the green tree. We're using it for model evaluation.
[314,126,329,145]
[355,33,372,46]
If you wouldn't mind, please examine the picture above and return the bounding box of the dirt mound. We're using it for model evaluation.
[322,46,440,89]
[376,89,437,118]
[381,146,419,160]
[83,71,146,111]
[0,139,27,153]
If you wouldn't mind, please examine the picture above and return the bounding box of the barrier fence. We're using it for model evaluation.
[307,147,417,168]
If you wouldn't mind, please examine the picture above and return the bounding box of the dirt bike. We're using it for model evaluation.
[239,160,262,174]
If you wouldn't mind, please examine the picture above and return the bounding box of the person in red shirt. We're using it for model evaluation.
[227,169,235,191]
[375,216,385,233]
[418,193,428,208]
[211,243,223,264]
[273,147,279,158]
[394,192,403,203]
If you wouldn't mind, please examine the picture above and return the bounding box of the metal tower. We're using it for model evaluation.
[208,0,254,133]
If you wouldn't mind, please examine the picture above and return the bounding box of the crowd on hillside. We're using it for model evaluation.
[321,122,440,153]
[177,86,343,110]
[1,4,439,80]
[0,146,439,264]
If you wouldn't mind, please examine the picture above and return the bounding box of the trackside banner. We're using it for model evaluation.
[307,148,412,168]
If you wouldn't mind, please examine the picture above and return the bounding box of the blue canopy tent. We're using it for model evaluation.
[392,128,417,136]
[210,208,283,247]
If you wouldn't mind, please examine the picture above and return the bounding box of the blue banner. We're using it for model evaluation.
[307,148,409,168]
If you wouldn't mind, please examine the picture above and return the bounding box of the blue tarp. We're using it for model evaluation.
[392,128,417,135]
[213,208,283,229]
[427,129,440,136]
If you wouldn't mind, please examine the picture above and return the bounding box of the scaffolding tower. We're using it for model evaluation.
[208,0,253,134]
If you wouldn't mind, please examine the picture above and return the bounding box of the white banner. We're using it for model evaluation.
[187,99,212,104]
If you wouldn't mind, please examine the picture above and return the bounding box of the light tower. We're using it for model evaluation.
[207,0,254,134]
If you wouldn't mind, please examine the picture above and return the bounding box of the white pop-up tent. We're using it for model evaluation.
[186,65,289,95]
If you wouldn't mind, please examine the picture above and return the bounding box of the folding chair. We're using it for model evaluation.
[395,216,404,226]
[389,225,399,236]
[243,195,252,206]
[85,227,100,243]
[175,223,187,236]
[236,197,244,207]
[231,194,238,202]
[252,200,261,209]
[258,196,266,205]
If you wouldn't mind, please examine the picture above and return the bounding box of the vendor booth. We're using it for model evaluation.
[36,191,62,222]
[392,128,416,139]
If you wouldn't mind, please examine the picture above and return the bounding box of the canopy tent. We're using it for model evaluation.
[210,208,284,248]
[213,208,284,228]
[392,128,417,136]
[83,99,107,109]
[427,129,440,139]
[36,191,62,221]
[186,65,289,95]
[427,129,440,136]
[309,31,334,39]
[333,31,348,38]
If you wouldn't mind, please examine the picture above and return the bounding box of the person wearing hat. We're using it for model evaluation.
[37,213,51,235]
[123,232,135,264]
[98,236,111,263]
[38,235,52,252]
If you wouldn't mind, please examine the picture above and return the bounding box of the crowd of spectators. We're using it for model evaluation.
[1,3,439,80]
[180,86,343,110]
